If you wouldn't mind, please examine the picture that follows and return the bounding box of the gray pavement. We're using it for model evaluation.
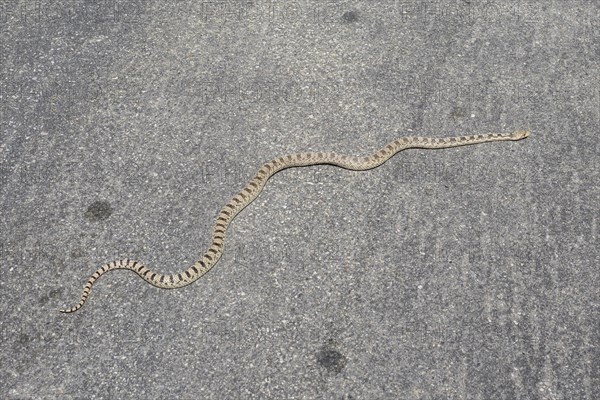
[1,1,598,399]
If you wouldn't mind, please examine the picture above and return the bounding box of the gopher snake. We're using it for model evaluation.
[61,129,529,313]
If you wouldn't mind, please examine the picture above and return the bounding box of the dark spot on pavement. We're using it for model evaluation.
[316,345,347,373]
[450,106,467,120]
[39,288,63,305]
[70,247,85,259]
[342,11,358,23]
[85,200,112,221]
[17,333,31,345]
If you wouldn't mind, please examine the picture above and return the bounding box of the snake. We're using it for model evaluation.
[60,129,529,313]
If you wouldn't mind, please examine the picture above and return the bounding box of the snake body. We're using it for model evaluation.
[61,130,529,313]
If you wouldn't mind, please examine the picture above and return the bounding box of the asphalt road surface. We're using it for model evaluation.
[1,1,598,399]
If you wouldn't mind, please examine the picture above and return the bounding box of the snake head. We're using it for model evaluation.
[512,130,530,140]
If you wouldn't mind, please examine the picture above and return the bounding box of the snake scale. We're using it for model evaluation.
[61,129,529,313]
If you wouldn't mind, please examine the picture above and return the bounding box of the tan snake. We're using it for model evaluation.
[61,129,530,313]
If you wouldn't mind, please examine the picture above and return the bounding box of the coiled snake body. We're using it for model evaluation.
[61,130,529,313]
